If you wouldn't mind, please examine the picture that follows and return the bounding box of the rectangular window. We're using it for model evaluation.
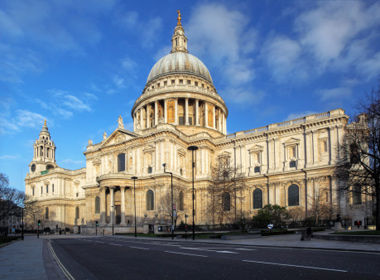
[195,81,198,86]
[179,116,184,125]
[187,80,191,84]
[254,166,261,173]
[41,186,43,195]
[289,160,297,168]
[147,166,152,174]
[164,81,167,86]
[179,79,183,84]
[46,185,48,193]
[188,117,193,125]
[32,188,35,196]
[52,184,54,193]
[171,79,175,85]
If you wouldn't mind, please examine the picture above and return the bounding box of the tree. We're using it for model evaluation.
[335,85,380,230]
[24,198,43,229]
[158,184,185,227]
[207,154,246,226]
[0,173,24,228]
[251,204,288,228]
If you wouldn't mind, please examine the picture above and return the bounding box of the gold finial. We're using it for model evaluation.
[44,119,47,126]
[177,10,182,26]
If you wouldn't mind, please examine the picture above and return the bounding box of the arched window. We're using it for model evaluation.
[118,153,125,172]
[95,196,100,214]
[146,190,154,210]
[32,186,35,196]
[353,185,362,205]
[223,192,230,211]
[288,184,299,206]
[75,207,80,219]
[40,146,43,156]
[179,191,184,211]
[45,207,49,219]
[253,188,262,209]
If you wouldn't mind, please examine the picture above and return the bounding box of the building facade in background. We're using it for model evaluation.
[24,13,372,233]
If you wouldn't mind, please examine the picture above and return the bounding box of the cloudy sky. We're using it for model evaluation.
[1,0,379,191]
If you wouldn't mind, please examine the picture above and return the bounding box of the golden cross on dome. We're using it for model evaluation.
[44,119,47,126]
[177,10,182,26]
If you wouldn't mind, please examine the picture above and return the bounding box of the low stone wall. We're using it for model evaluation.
[313,233,380,244]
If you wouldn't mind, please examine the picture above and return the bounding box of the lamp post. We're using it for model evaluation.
[163,163,175,240]
[21,206,24,240]
[131,176,138,237]
[187,145,198,240]
[111,205,114,236]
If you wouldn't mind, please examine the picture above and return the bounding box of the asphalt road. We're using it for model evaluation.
[50,237,380,280]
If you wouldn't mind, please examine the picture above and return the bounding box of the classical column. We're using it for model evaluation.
[140,108,144,129]
[218,109,222,132]
[109,187,115,226]
[212,106,215,129]
[154,101,158,126]
[174,98,178,125]
[100,187,106,225]
[164,100,167,123]
[195,99,199,126]
[185,98,189,125]
[147,105,151,128]
[120,186,126,225]
[204,102,208,127]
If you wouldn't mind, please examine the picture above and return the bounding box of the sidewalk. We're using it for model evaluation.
[0,236,47,280]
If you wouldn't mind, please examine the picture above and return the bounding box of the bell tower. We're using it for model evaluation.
[29,120,57,175]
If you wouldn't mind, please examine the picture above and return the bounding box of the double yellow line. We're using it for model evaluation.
[47,240,75,280]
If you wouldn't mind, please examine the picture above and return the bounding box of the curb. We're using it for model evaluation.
[47,240,75,280]
[105,235,380,254]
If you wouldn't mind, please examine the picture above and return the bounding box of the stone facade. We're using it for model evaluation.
[24,14,372,233]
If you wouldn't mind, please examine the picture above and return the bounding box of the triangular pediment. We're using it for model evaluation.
[249,144,264,152]
[101,128,138,147]
[284,137,300,145]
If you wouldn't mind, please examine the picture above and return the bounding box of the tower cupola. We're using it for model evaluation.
[29,120,57,175]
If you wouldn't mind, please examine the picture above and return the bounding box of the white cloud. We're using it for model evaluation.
[295,1,380,66]
[121,57,137,72]
[223,87,264,105]
[0,109,46,134]
[317,87,352,101]
[116,11,163,48]
[186,3,257,103]
[113,75,125,89]
[0,155,20,160]
[261,35,305,82]
[62,95,91,112]
[36,90,94,119]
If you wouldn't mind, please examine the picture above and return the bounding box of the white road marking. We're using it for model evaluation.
[129,246,150,250]
[235,248,256,251]
[179,247,210,251]
[216,250,238,254]
[164,250,208,258]
[242,260,347,273]
[110,243,123,246]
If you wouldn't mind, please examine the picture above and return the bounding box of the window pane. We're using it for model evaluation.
[95,196,100,214]
[118,153,125,172]
[223,192,230,211]
[288,184,299,206]
[253,189,262,209]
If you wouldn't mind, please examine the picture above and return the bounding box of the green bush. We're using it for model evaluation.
[252,204,288,229]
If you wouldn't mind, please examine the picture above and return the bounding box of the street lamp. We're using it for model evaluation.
[131,176,138,237]
[187,145,198,240]
[21,205,24,240]
[163,163,174,240]
[111,205,115,236]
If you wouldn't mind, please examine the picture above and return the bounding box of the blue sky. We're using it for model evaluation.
[1,0,380,191]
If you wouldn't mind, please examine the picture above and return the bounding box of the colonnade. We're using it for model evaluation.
[100,186,129,226]
[134,98,227,134]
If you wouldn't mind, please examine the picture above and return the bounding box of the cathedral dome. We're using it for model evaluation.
[146,52,213,84]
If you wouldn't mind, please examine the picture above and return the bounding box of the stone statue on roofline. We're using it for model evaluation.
[118,115,124,129]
